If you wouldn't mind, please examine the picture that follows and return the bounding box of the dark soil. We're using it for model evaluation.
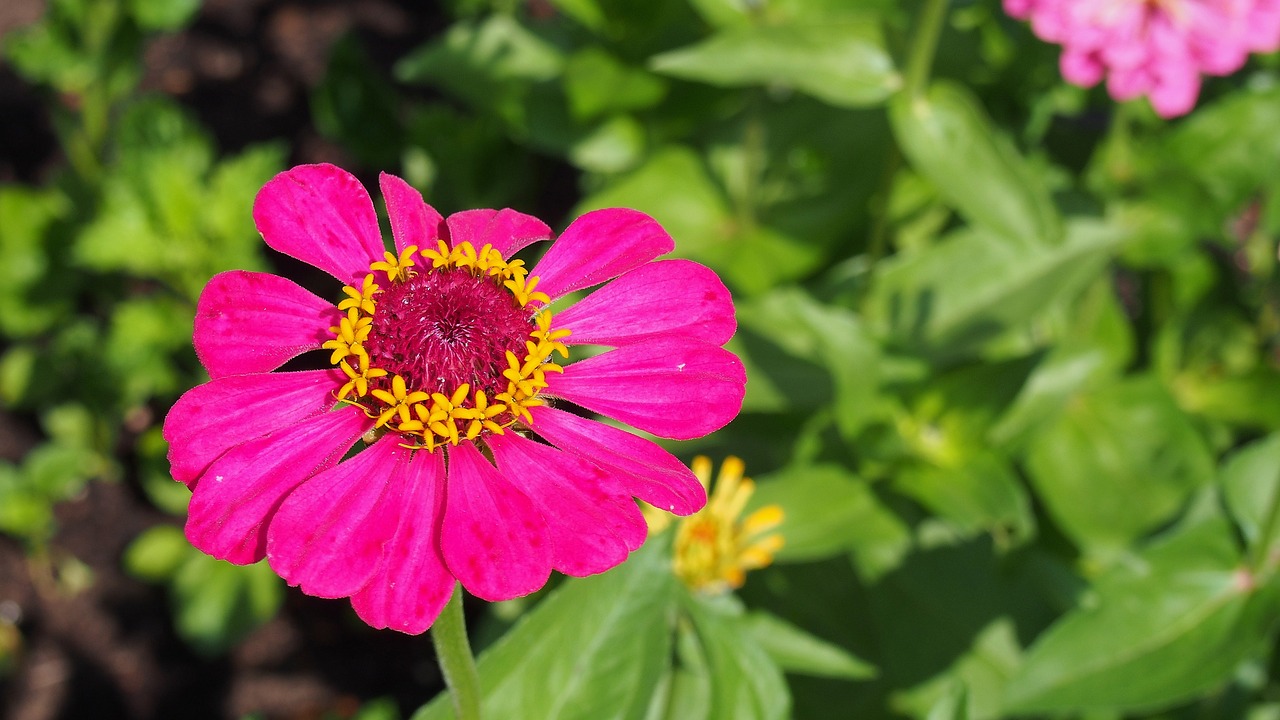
[0,2,491,718]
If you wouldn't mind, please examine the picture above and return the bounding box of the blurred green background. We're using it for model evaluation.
[3,0,1280,718]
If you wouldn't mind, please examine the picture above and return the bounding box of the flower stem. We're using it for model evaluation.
[903,0,950,99]
[432,583,482,720]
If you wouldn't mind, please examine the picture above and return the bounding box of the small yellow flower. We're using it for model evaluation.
[647,456,784,594]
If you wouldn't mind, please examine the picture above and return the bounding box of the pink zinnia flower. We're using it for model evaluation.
[163,164,744,633]
[1005,0,1280,117]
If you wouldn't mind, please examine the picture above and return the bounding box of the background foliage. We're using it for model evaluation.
[3,0,1280,718]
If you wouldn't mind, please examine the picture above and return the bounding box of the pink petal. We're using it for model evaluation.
[488,432,647,576]
[379,172,444,254]
[164,369,343,485]
[351,450,453,635]
[554,259,736,347]
[444,209,552,258]
[529,405,707,516]
[253,164,385,285]
[194,270,340,380]
[185,406,370,565]
[549,337,745,440]
[530,209,674,302]
[266,435,413,598]
[439,442,551,601]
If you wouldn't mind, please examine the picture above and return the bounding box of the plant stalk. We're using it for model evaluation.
[432,583,483,720]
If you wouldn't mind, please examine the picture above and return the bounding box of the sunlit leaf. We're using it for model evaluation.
[890,81,1061,246]
[651,22,898,108]
[1006,519,1280,713]
[413,542,677,720]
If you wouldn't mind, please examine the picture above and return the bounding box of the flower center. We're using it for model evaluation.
[323,240,570,451]
[365,267,530,399]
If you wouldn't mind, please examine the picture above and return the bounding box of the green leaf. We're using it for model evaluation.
[650,22,898,108]
[1005,519,1279,714]
[564,48,666,122]
[744,610,878,680]
[395,16,564,130]
[890,81,1061,246]
[682,595,790,720]
[1025,375,1215,551]
[171,554,284,656]
[866,219,1122,359]
[123,524,191,582]
[413,542,677,720]
[1221,433,1280,554]
[895,451,1034,543]
[733,287,880,437]
[750,464,908,574]
[126,0,200,31]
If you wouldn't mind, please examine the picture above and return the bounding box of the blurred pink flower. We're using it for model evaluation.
[163,163,744,633]
[1005,0,1280,117]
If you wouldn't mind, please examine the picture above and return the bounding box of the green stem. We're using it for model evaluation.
[432,584,482,720]
[903,0,950,99]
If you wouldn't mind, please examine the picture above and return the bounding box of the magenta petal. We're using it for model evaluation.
[253,164,385,285]
[267,435,413,598]
[379,172,444,254]
[164,369,343,485]
[444,209,552,258]
[530,209,674,301]
[194,270,340,379]
[549,337,745,440]
[351,451,453,635]
[555,259,736,347]
[488,432,646,576]
[185,406,370,565]
[530,406,707,516]
[439,442,551,601]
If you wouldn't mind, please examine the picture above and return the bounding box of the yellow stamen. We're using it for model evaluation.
[371,246,419,282]
[645,456,785,595]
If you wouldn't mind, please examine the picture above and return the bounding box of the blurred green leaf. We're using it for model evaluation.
[564,47,666,122]
[750,464,908,574]
[685,0,897,27]
[745,610,878,680]
[651,22,898,108]
[1221,434,1280,555]
[126,0,199,31]
[124,524,190,582]
[313,37,403,167]
[890,81,1061,246]
[396,16,564,130]
[413,542,676,720]
[1005,518,1279,714]
[171,554,283,656]
[734,287,880,437]
[895,451,1033,544]
[568,115,646,174]
[866,220,1122,359]
[1025,375,1215,552]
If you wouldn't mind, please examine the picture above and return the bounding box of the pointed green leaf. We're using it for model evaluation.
[1025,375,1215,551]
[867,220,1122,359]
[413,543,677,720]
[890,81,1061,246]
[1221,433,1280,554]
[745,611,877,680]
[1006,519,1279,713]
[682,596,790,720]
[750,464,907,571]
[651,23,898,108]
